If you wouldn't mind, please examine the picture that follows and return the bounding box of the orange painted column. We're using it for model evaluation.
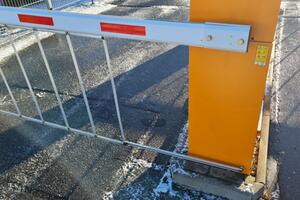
[188,0,281,174]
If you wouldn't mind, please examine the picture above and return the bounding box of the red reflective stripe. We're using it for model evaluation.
[18,14,54,26]
[100,22,146,36]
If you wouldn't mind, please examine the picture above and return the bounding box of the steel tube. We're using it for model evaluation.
[34,31,70,128]
[65,33,96,134]
[125,141,243,172]
[0,108,243,172]
[102,38,126,142]
[0,67,21,115]
[45,0,53,10]
[8,33,44,121]
[0,109,124,145]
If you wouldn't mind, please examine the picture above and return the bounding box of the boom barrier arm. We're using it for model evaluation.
[0,6,250,52]
[0,6,253,173]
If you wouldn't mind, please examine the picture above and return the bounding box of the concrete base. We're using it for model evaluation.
[173,164,264,200]
[264,157,279,198]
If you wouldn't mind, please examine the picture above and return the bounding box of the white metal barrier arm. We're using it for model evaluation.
[0,6,250,52]
[0,6,248,173]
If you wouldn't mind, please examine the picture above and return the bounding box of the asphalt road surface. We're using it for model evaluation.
[0,0,206,199]
[1,0,300,200]
[270,0,300,199]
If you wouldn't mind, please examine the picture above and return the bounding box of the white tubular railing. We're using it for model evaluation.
[0,6,250,172]
[0,0,83,47]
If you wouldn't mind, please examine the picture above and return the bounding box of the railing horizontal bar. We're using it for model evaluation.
[0,109,243,172]
[0,6,250,52]
[3,24,103,39]
[125,141,243,172]
[3,25,110,42]
[0,109,123,144]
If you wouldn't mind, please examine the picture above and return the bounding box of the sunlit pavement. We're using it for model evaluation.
[0,1,208,199]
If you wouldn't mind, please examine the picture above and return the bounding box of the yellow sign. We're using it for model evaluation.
[255,46,269,66]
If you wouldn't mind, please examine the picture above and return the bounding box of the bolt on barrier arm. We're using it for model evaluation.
[0,6,251,172]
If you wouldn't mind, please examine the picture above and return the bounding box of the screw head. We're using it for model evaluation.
[238,38,245,45]
[206,35,213,41]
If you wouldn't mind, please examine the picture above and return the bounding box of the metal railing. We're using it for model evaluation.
[0,6,251,172]
[0,0,86,46]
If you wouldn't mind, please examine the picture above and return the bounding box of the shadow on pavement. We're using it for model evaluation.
[0,43,188,198]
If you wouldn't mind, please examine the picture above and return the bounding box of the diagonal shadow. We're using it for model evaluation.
[0,44,188,179]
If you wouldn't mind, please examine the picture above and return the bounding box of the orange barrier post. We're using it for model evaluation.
[188,0,281,174]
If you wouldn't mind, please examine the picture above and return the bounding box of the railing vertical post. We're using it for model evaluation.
[8,31,44,122]
[45,0,53,10]
[34,31,70,129]
[102,38,126,143]
[65,33,96,134]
